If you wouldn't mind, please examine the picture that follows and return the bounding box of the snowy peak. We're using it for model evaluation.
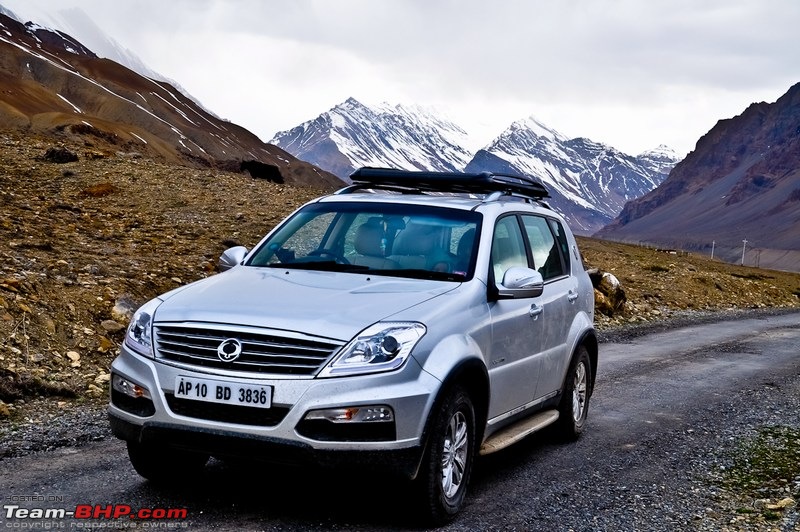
[466,118,680,234]
[0,9,341,188]
[272,98,680,233]
[638,144,679,160]
[636,144,681,178]
[507,116,568,143]
[1,3,206,112]
[271,98,474,179]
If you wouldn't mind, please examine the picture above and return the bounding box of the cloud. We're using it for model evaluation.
[3,0,798,155]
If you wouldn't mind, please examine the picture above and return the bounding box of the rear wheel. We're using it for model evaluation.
[555,346,592,440]
[416,387,476,525]
[127,441,208,482]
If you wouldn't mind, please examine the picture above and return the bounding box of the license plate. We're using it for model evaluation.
[174,376,272,409]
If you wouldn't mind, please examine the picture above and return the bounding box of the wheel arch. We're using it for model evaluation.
[577,330,598,391]
[423,359,490,452]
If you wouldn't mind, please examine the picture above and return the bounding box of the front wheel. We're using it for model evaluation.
[415,386,476,525]
[555,346,592,441]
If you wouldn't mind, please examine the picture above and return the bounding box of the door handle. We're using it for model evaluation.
[567,290,579,302]
[529,304,543,319]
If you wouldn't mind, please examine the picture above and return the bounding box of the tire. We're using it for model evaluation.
[127,441,208,482]
[416,386,476,525]
[555,346,592,441]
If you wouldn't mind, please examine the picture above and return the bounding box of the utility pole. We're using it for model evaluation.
[741,238,748,265]
[711,240,715,260]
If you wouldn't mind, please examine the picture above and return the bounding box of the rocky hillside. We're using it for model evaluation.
[0,133,798,419]
[0,12,341,188]
[597,82,800,272]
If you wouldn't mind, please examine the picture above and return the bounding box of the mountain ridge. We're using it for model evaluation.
[271,97,474,181]
[596,82,800,272]
[0,10,341,188]
[272,100,679,233]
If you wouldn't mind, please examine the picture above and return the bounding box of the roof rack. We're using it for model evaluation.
[341,167,550,200]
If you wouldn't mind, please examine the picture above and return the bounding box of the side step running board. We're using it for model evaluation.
[479,409,559,456]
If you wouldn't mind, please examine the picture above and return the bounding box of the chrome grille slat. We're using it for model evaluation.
[154,325,342,375]
[240,350,328,361]
[245,339,333,354]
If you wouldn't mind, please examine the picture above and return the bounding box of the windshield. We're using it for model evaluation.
[247,202,482,282]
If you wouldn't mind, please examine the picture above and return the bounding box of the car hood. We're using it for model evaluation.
[154,266,458,341]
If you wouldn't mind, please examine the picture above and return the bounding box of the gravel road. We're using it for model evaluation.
[1,309,798,531]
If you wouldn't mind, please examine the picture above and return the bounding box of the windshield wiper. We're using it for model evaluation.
[370,269,465,282]
[265,261,371,273]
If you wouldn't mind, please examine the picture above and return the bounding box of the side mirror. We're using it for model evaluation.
[218,246,248,272]
[497,267,544,299]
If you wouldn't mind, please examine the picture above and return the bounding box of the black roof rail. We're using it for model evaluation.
[344,167,550,200]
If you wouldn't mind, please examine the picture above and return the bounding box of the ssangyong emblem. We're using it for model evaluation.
[217,338,242,362]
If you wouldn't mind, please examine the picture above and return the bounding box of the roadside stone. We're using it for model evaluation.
[766,497,796,510]
[66,351,80,368]
[43,146,78,163]
[111,295,138,323]
[100,319,124,333]
[0,400,10,418]
[97,336,115,353]
[589,269,628,317]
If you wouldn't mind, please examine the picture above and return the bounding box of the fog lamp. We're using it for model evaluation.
[304,405,394,423]
[112,374,151,399]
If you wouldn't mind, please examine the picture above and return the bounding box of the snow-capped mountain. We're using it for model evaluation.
[465,118,679,233]
[270,98,474,180]
[273,101,679,232]
[0,9,340,187]
[0,3,208,114]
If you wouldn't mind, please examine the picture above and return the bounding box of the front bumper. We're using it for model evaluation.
[109,343,440,476]
[109,414,424,478]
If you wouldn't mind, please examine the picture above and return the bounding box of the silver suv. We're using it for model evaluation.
[109,168,597,524]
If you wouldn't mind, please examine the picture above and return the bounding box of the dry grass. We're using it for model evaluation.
[0,131,798,411]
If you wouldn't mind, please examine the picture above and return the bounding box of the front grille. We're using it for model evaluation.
[154,324,343,375]
[165,394,290,426]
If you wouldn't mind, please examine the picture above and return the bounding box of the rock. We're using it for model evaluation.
[588,269,627,317]
[43,146,78,163]
[42,316,56,335]
[0,400,10,418]
[94,373,111,385]
[66,351,80,368]
[100,320,125,333]
[86,384,104,396]
[766,497,796,510]
[82,182,116,197]
[97,336,116,353]
[111,295,138,323]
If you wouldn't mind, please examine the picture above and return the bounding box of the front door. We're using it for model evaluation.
[486,215,544,418]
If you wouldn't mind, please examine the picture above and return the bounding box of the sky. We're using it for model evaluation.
[3,0,799,157]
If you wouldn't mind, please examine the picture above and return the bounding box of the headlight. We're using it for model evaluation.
[124,298,161,357]
[318,322,426,377]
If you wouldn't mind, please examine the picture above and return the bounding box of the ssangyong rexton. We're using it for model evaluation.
[109,168,597,524]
